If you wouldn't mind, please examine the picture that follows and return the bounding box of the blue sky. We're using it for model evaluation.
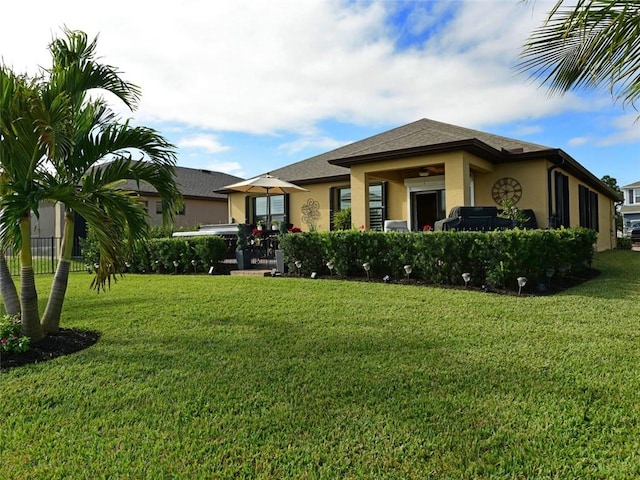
[3,0,639,188]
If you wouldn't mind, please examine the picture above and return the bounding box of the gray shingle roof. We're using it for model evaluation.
[622,180,640,189]
[119,165,244,199]
[268,118,552,183]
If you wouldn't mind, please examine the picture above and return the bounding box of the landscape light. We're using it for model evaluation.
[545,268,555,287]
[403,264,413,280]
[326,260,335,276]
[362,262,371,281]
[517,276,527,295]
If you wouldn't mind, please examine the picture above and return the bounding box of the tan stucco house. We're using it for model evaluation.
[33,165,243,241]
[227,119,620,251]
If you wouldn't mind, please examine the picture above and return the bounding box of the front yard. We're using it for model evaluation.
[1,250,639,478]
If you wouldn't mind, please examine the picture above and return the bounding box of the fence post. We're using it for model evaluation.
[51,236,56,273]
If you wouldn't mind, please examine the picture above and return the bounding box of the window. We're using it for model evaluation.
[330,183,387,231]
[142,201,149,214]
[635,189,640,204]
[579,185,599,231]
[553,172,570,228]
[368,184,386,231]
[155,201,163,215]
[252,194,286,225]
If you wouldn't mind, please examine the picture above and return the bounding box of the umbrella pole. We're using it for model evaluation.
[266,188,270,227]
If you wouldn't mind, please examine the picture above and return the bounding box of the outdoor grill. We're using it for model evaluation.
[434,206,537,232]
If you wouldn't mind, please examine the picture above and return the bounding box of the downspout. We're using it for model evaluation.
[547,156,565,228]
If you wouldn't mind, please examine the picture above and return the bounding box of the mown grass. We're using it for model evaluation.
[1,250,639,479]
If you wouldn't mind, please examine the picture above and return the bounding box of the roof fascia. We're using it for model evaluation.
[328,139,503,167]
[513,149,622,201]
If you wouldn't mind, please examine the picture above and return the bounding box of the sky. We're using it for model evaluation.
[2,0,639,188]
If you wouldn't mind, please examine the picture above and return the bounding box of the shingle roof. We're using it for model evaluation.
[119,165,244,199]
[622,180,640,189]
[268,118,552,183]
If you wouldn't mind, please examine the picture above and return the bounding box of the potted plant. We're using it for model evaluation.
[256,220,266,231]
[235,224,252,269]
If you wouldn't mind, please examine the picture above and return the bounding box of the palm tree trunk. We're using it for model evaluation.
[41,213,75,333]
[19,215,44,342]
[0,251,20,315]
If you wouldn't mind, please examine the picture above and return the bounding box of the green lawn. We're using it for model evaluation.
[1,250,639,479]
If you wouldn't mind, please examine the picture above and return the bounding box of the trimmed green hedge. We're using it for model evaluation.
[83,234,228,274]
[278,228,597,291]
[133,236,228,274]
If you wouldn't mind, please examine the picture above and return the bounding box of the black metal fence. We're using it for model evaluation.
[4,237,86,275]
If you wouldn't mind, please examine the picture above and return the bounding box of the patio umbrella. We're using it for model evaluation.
[222,174,308,226]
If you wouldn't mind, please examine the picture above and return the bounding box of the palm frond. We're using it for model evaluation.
[518,0,640,109]
[47,28,141,111]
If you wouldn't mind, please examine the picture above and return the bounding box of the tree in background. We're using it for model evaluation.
[601,175,623,233]
[519,1,640,114]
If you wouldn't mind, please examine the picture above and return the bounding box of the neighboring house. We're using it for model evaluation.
[32,165,244,241]
[621,180,640,236]
[225,118,620,251]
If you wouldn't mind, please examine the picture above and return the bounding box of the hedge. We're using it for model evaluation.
[83,234,228,274]
[278,228,597,292]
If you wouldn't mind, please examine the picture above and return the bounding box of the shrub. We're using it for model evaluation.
[617,236,632,250]
[279,228,598,291]
[0,314,30,353]
[82,231,228,274]
[333,208,352,230]
[144,236,228,274]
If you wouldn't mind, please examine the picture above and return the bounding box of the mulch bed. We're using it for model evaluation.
[285,268,601,296]
[1,328,100,372]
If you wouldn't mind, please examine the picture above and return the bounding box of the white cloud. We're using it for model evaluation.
[278,136,349,155]
[597,114,640,146]
[177,134,230,154]
[1,0,572,138]
[568,137,590,147]
[512,125,544,136]
[204,161,245,178]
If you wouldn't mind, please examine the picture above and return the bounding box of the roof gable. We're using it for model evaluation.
[265,118,619,201]
[269,118,552,183]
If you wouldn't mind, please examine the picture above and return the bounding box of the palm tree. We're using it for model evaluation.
[519,1,640,111]
[0,29,181,337]
[40,106,181,332]
[0,66,50,341]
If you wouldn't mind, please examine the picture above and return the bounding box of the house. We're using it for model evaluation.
[32,165,244,241]
[621,180,640,236]
[226,118,620,251]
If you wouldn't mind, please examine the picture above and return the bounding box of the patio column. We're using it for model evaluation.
[350,168,370,230]
[444,155,471,212]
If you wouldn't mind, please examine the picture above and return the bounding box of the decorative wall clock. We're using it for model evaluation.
[492,177,522,205]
